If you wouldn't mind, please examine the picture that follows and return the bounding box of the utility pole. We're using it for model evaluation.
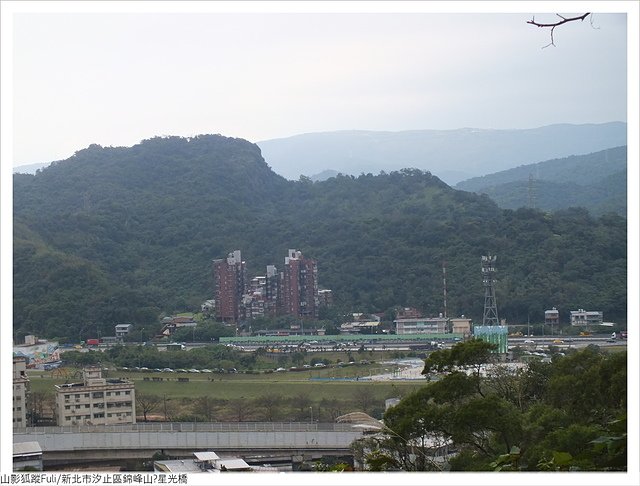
[442,261,448,320]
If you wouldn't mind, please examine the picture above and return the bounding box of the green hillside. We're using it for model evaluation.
[455,146,627,216]
[13,135,627,340]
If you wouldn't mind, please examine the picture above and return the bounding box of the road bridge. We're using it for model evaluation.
[14,422,365,468]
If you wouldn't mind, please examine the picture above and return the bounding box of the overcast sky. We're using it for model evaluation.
[4,4,632,167]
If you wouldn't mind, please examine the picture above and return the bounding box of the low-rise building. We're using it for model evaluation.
[570,309,603,327]
[115,324,133,339]
[340,319,380,334]
[450,317,472,335]
[545,307,560,326]
[13,356,29,428]
[394,317,448,335]
[55,366,136,426]
[160,315,198,337]
[395,307,422,319]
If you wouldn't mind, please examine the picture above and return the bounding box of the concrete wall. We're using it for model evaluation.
[14,422,364,465]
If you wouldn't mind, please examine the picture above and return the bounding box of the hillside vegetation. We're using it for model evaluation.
[455,146,626,216]
[13,135,626,340]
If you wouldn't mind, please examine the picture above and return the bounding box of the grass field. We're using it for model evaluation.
[27,364,426,422]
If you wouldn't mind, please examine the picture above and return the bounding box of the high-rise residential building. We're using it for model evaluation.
[265,264,279,317]
[243,275,267,319]
[13,356,29,428]
[212,250,247,323]
[55,366,135,426]
[281,249,318,319]
[318,289,333,307]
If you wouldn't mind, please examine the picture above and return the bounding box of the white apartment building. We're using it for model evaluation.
[55,366,136,426]
[13,356,29,427]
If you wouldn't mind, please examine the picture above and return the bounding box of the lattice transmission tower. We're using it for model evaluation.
[481,255,499,326]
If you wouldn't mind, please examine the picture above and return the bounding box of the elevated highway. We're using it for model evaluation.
[14,422,365,468]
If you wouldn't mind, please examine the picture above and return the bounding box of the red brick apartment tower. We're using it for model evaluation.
[281,249,318,319]
[212,250,247,323]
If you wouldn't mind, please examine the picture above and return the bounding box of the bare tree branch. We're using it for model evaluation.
[527,13,591,48]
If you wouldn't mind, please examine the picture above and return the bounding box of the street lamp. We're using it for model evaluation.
[309,406,314,424]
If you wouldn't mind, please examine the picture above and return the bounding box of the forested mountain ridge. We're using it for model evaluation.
[257,122,627,184]
[13,135,627,341]
[455,146,627,216]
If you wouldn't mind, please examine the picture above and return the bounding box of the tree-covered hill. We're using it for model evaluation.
[455,146,627,216]
[13,135,627,340]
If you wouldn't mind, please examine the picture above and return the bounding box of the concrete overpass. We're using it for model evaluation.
[14,422,365,468]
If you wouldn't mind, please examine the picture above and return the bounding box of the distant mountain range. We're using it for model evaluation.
[455,146,627,216]
[13,161,51,175]
[15,122,627,184]
[257,122,626,185]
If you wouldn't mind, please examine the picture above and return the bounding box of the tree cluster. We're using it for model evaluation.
[357,341,626,471]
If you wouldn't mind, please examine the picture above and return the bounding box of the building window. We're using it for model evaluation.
[92,392,103,399]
